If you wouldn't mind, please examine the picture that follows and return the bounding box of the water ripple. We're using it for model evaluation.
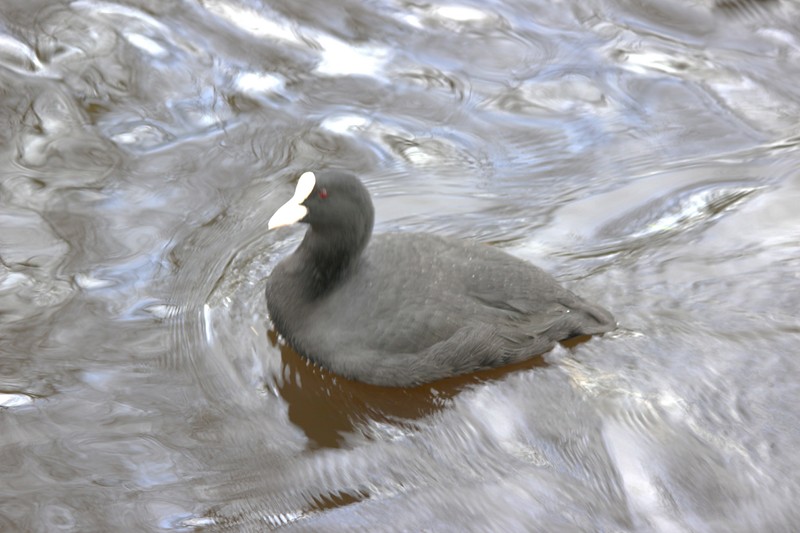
[3,0,800,530]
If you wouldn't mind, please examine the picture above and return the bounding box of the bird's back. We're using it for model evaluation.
[296,233,613,360]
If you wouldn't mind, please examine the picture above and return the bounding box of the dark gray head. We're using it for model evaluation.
[268,171,375,291]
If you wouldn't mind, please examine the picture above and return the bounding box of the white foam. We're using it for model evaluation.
[144,303,173,319]
[235,71,285,95]
[203,303,214,344]
[0,393,34,408]
[0,271,29,291]
[124,32,168,57]
[0,34,45,74]
[202,0,299,43]
[320,114,370,135]
[315,34,390,77]
[432,5,489,22]
[74,273,115,290]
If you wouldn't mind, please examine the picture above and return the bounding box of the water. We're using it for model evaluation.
[1,0,799,530]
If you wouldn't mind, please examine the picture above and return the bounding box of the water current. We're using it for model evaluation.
[1,0,800,530]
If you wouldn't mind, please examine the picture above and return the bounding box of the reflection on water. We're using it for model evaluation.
[273,328,558,449]
[2,0,800,530]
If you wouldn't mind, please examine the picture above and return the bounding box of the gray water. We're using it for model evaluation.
[2,0,800,531]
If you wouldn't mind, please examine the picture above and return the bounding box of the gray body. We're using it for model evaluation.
[266,231,614,387]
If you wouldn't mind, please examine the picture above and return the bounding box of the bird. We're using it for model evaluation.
[265,171,615,387]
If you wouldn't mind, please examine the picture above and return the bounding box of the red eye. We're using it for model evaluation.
[319,188,328,199]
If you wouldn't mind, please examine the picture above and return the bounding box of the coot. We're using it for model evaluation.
[266,171,615,387]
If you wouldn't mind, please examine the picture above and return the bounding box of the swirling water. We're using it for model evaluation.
[1,0,799,530]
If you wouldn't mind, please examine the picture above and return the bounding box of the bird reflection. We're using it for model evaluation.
[268,329,590,449]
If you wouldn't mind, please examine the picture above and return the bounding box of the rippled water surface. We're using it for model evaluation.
[2,0,800,530]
